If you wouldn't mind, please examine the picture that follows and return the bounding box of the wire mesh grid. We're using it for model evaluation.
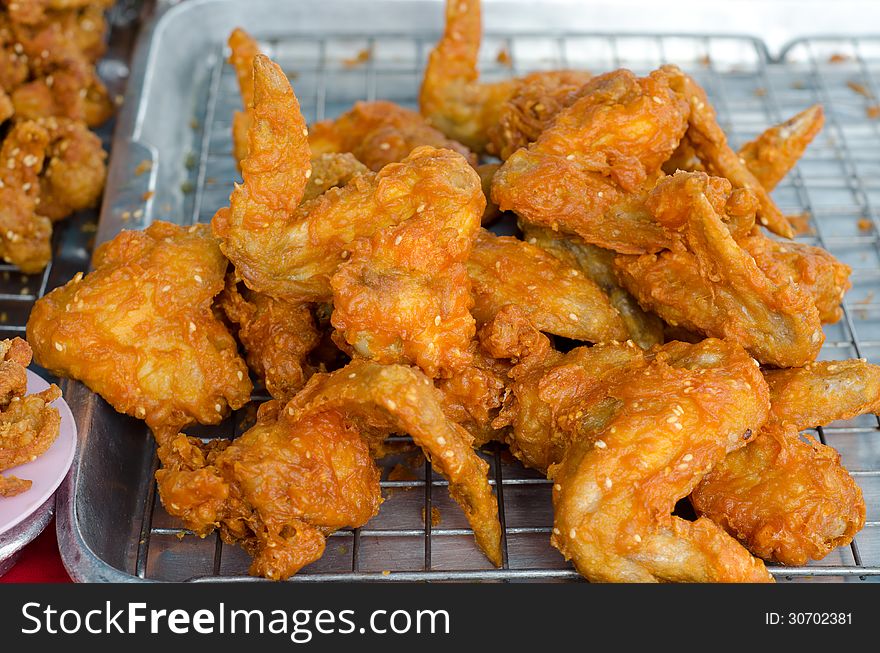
[75,31,880,582]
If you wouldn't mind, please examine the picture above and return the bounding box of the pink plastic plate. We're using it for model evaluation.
[0,371,77,536]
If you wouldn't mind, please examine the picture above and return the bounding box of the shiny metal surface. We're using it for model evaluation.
[54,0,880,582]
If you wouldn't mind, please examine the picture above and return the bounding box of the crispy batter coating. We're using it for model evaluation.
[156,406,382,580]
[288,359,503,566]
[419,0,589,154]
[35,116,107,222]
[665,69,791,237]
[467,229,628,343]
[213,56,486,304]
[692,360,871,565]
[27,221,252,441]
[739,105,824,192]
[309,100,476,171]
[486,70,592,160]
[519,224,664,349]
[0,119,52,273]
[0,337,62,493]
[614,172,824,367]
[330,150,483,377]
[549,338,772,582]
[491,68,690,254]
[303,152,369,201]
[0,85,12,121]
[740,229,850,324]
[217,274,319,402]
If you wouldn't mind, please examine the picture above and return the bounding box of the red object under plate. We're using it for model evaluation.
[1,518,72,583]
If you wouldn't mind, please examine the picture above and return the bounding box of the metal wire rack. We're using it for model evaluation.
[53,28,880,582]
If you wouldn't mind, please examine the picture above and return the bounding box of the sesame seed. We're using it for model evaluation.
[215,403,222,412]
[674,423,683,430]
[827,364,838,371]
[416,204,425,213]
[313,178,323,185]
[288,407,295,416]
[597,191,603,198]
[348,373,357,379]
[189,322,196,333]
[379,143,390,150]
[394,235,403,246]
[304,169,311,178]
[193,274,203,283]
[554,484,562,491]
[237,371,244,380]
[683,454,693,462]
[609,426,617,434]
[302,128,308,137]
[677,463,689,470]
[386,400,398,410]
[437,436,446,446]
[652,96,663,104]
[569,529,577,539]
[434,315,441,326]
[605,478,613,489]
[568,312,579,322]
[595,440,606,449]
[634,534,642,542]
[443,450,454,458]
[54,342,63,351]
[565,154,575,160]
[552,527,560,535]
[666,415,678,424]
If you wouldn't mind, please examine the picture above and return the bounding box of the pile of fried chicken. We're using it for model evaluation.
[25,0,875,582]
[0,0,111,273]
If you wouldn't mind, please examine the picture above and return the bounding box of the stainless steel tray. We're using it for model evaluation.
[54,0,880,582]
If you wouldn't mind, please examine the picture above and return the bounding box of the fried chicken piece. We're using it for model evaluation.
[549,338,772,582]
[419,0,590,154]
[309,100,476,171]
[2,0,113,28]
[330,149,483,378]
[156,405,382,580]
[213,55,485,304]
[27,221,252,441]
[288,359,503,566]
[692,360,871,566]
[7,15,114,127]
[467,229,628,343]
[217,274,319,402]
[740,230,851,324]
[520,224,664,349]
[614,172,824,367]
[0,337,62,488]
[739,105,824,192]
[665,69,791,237]
[0,384,61,474]
[486,70,592,160]
[0,120,52,273]
[491,68,690,254]
[35,116,107,221]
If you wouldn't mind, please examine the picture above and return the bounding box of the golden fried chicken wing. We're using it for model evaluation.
[35,116,107,221]
[491,68,690,254]
[309,100,476,171]
[692,360,871,566]
[519,224,664,349]
[467,229,628,343]
[27,221,252,441]
[740,230,851,324]
[549,338,773,583]
[0,119,52,273]
[213,56,486,304]
[419,0,590,154]
[330,148,483,378]
[288,359,503,566]
[217,274,319,402]
[156,405,382,580]
[739,105,824,192]
[665,69,791,237]
[614,172,824,367]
